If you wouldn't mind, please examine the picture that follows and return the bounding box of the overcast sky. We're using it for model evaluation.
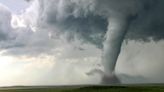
[0,0,164,86]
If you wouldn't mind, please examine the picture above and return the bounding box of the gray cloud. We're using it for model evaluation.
[0,3,13,41]
[126,0,164,41]
[37,0,164,43]
[0,3,60,56]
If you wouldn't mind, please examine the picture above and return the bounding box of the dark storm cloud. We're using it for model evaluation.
[37,0,164,46]
[46,15,108,48]
[126,0,164,41]
[37,0,109,48]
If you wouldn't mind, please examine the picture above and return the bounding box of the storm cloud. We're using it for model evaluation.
[36,0,164,43]
[1,0,164,53]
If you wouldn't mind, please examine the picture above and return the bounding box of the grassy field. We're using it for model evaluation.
[1,85,164,92]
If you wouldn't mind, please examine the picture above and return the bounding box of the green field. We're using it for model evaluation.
[1,85,164,92]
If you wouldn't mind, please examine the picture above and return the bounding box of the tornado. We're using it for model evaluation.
[102,14,135,84]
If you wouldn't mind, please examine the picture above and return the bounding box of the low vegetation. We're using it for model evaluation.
[0,85,164,92]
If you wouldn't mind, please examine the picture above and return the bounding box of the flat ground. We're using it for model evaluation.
[0,85,164,92]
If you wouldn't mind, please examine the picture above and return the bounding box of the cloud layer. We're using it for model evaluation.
[36,0,164,43]
[1,0,164,53]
